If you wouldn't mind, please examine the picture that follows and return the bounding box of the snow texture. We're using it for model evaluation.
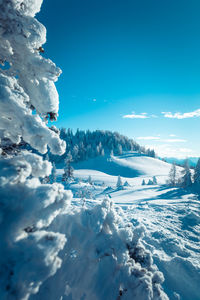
[0,0,65,155]
[31,199,168,300]
[0,154,72,300]
[0,1,192,300]
[59,153,200,300]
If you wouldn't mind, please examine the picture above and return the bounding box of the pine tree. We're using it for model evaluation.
[116,175,123,189]
[193,158,200,185]
[142,179,146,185]
[168,163,177,186]
[50,162,57,183]
[147,179,153,185]
[0,1,71,298]
[181,159,192,188]
[153,176,157,185]
[88,175,92,185]
[62,152,74,183]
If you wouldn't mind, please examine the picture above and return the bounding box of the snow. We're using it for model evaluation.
[71,153,182,184]
[57,153,200,300]
[0,154,72,300]
[0,0,65,155]
[0,0,199,299]
[31,198,168,300]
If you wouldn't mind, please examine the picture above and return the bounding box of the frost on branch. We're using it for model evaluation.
[0,0,65,155]
[0,154,72,300]
[0,1,72,299]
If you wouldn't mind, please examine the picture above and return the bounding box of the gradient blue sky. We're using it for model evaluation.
[38,0,200,157]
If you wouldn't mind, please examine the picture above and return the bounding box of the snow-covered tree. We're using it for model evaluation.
[88,175,92,185]
[168,163,177,186]
[124,180,130,187]
[50,162,57,183]
[116,175,123,189]
[180,159,192,188]
[147,179,154,185]
[62,152,74,183]
[0,2,72,298]
[142,179,146,185]
[153,176,157,185]
[117,144,123,155]
[193,158,200,186]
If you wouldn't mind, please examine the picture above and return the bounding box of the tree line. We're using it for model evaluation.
[168,158,200,191]
[48,127,156,163]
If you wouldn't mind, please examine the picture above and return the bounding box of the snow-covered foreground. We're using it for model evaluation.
[57,154,200,300]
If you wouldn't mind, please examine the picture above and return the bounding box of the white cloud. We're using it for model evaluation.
[123,112,149,119]
[146,144,198,158]
[92,98,97,102]
[162,109,200,119]
[169,134,176,137]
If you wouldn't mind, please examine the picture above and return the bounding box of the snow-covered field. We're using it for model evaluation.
[58,153,200,300]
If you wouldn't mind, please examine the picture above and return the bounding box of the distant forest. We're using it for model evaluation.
[48,127,156,163]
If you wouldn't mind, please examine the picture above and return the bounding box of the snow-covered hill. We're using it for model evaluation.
[70,152,181,184]
[57,152,200,300]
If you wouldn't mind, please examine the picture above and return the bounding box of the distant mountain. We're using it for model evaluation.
[163,157,199,168]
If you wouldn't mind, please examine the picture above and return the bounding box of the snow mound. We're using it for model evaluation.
[73,153,174,179]
[0,154,72,300]
[31,199,168,300]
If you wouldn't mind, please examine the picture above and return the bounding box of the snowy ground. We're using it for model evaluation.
[57,153,200,300]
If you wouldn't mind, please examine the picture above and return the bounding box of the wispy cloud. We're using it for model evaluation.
[169,134,176,137]
[145,144,198,158]
[123,112,149,119]
[123,112,158,119]
[162,109,200,119]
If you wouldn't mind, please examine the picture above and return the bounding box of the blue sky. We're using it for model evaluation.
[38,0,200,158]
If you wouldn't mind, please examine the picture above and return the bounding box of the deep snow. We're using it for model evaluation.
[58,153,200,300]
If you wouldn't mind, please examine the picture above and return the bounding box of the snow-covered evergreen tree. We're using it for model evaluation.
[88,175,92,185]
[142,179,146,185]
[124,180,130,187]
[116,175,123,189]
[0,1,71,298]
[50,162,57,183]
[62,152,74,183]
[148,179,154,185]
[193,158,200,186]
[117,144,123,155]
[153,176,157,185]
[180,159,192,188]
[168,163,177,186]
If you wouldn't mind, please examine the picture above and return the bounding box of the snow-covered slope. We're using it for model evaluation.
[71,152,181,184]
[56,153,199,300]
